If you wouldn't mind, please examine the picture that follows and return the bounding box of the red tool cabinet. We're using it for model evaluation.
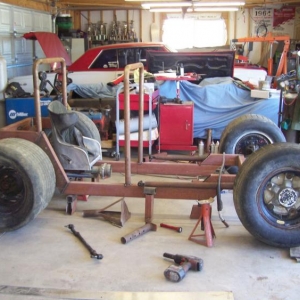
[118,89,159,111]
[159,101,196,151]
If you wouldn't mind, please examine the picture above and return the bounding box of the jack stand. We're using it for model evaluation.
[66,195,77,215]
[290,246,300,262]
[144,186,156,223]
[190,204,202,219]
[188,198,216,247]
[82,197,131,227]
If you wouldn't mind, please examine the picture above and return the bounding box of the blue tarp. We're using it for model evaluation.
[158,79,281,139]
[68,78,281,140]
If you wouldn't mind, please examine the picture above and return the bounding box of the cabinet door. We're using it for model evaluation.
[160,103,193,145]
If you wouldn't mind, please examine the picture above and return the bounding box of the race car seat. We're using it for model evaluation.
[48,100,102,171]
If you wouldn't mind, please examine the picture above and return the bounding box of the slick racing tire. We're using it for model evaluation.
[234,143,300,248]
[219,114,285,156]
[0,138,56,232]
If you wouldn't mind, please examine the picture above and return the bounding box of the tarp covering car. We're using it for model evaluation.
[159,78,280,139]
[68,77,280,140]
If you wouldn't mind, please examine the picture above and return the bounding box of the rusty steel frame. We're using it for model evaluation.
[0,58,244,223]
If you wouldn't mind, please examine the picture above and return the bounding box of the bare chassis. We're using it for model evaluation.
[0,58,243,224]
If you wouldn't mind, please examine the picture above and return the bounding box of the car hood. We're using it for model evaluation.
[146,51,235,79]
[23,32,72,68]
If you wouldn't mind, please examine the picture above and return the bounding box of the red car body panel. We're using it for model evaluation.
[68,42,171,72]
[23,32,72,67]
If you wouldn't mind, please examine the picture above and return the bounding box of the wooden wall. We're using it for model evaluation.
[0,0,49,12]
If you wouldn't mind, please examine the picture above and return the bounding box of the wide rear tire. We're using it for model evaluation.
[234,143,300,248]
[0,138,56,231]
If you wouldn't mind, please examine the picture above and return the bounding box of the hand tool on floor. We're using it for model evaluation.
[121,223,157,244]
[160,223,182,233]
[163,253,203,282]
[65,224,103,260]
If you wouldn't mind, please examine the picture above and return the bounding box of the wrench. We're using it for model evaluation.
[65,224,103,260]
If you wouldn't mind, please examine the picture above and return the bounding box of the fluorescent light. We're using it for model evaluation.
[142,2,192,9]
[149,7,238,12]
[194,7,239,11]
[193,2,245,6]
[141,1,244,12]
[127,0,245,3]
[149,8,192,12]
[125,0,245,2]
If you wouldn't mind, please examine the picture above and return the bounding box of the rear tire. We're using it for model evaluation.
[0,138,56,231]
[219,114,285,156]
[234,143,300,248]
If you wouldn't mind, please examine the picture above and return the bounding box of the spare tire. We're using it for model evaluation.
[234,143,300,248]
[219,114,286,156]
[0,138,56,232]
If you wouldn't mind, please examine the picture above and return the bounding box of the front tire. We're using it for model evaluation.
[0,138,56,232]
[234,143,300,248]
[219,114,285,156]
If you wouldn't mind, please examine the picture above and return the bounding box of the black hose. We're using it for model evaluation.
[217,152,229,228]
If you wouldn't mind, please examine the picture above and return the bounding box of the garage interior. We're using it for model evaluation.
[1,1,300,300]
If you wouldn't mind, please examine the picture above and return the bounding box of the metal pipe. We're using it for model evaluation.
[150,154,209,162]
[33,57,67,132]
[121,223,157,244]
[206,129,212,153]
[123,62,144,186]
[116,84,124,158]
[138,65,145,164]
[142,181,233,190]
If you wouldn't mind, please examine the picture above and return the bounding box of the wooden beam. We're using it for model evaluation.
[0,0,49,12]
[73,10,81,30]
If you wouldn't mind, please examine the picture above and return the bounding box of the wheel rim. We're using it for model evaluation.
[258,168,300,227]
[0,166,25,214]
[234,131,272,156]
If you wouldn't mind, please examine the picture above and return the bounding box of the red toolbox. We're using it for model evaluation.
[118,89,159,111]
[159,101,197,151]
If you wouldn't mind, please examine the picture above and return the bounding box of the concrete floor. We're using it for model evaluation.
[0,169,299,300]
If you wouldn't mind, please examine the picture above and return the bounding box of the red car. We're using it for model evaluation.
[9,32,173,94]
[68,42,172,72]
[9,32,265,94]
